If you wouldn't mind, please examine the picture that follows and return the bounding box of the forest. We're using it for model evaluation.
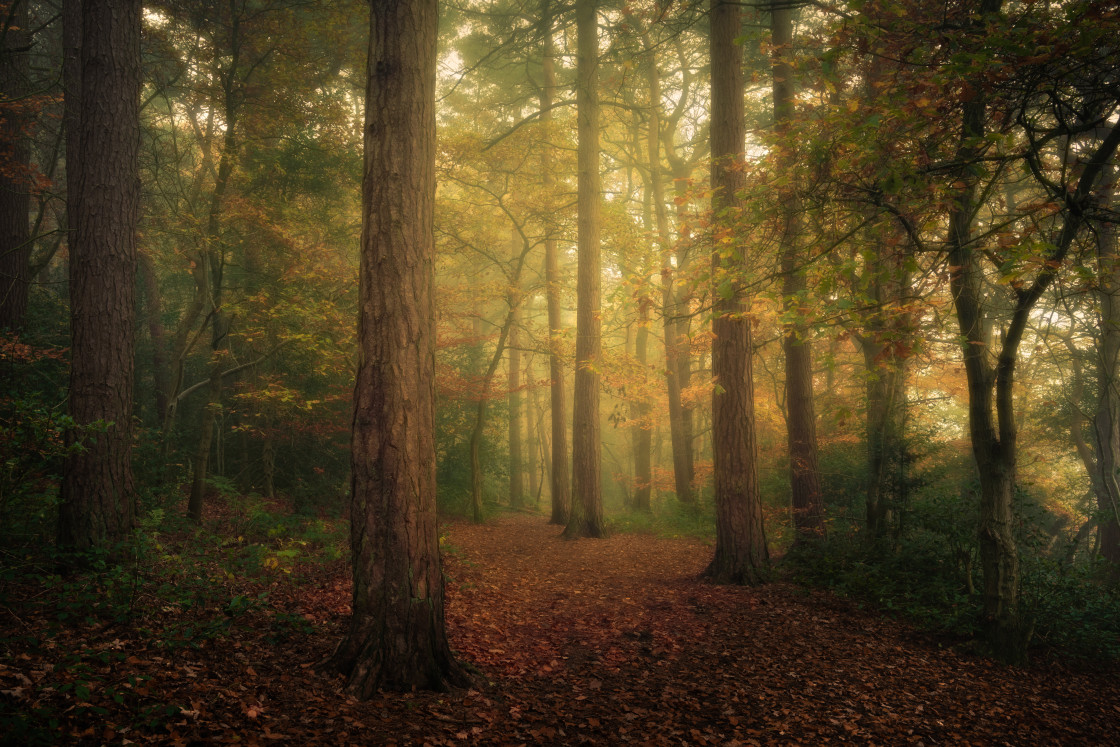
[3,0,1120,742]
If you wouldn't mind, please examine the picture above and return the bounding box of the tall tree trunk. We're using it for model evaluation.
[137,251,171,425]
[508,231,525,510]
[1092,177,1120,568]
[860,238,911,541]
[468,242,532,522]
[0,0,31,331]
[187,361,223,522]
[324,0,466,695]
[187,81,238,521]
[947,89,1025,666]
[58,0,141,553]
[861,334,907,539]
[630,302,653,512]
[772,5,824,541]
[565,0,604,539]
[705,0,769,584]
[526,352,541,504]
[540,0,571,525]
[667,159,694,497]
[640,36,693,505]
[531,364,553,502]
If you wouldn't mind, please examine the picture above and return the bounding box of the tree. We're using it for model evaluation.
[914,0,1120,661]
[57,0,141,554]
[771,3,824,541]
[539,0,571,525]
[565,0,604,538]
[0,0,31,331]
[1090,175,1120,569]
[323,0,467,694]
[705,0,768,584]
[508,230,526,510]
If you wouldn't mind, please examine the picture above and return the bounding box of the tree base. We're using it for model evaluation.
[703,554,768,586]
[319,630,474,698]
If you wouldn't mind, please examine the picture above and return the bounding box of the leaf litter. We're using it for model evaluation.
[2,512,1118,744]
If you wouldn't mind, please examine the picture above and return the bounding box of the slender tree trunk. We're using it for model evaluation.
[187,362,223,522]
[565,0,604,539]
[630,302,653,512]
[468,248,532,522]
[58,0,141,553]
[187,103,237,521]
[860,236,911,541]
[947,107,1025,665]
[0,0,31,330]
[862,333,907,539]
[526,352,541,504]
[324,0,467,695]
[641,40,694,506]
[532,365,553,502]
[772,5,824,541]
[508,250,524,509]
[669,160,696,487]
[1092,178,1120,567]
[705,0,768,584]
[138,251,171,424]
[469,396,487,522]
[540,0,571,525]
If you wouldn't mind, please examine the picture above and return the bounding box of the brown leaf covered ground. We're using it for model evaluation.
[3,512,1119,745]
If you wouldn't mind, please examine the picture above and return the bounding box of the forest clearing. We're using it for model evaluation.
[2,508,1118,744]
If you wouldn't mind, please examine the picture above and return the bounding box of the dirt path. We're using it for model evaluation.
[435,514,1120,745]
[6,514,1119,744]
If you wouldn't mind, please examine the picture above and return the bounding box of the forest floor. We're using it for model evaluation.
[3,509,1120,745]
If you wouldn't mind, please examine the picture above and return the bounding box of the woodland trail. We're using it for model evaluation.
[435,515,1120,745]
[6,512,1120,745]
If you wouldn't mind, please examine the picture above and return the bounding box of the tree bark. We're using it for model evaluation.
[0,0,31,331]
[772,5,825,541]
[58,0,141,553]
[508,230,525,509]
[540,0,571,526]
[705,0,768,584]
[942,0,1120,662]
[638,31,694,506]
[324,0,466,695]
[565,0,604,539]
[630,301,653,512]
[947,91,1026,665]
[1092,175,1120,567]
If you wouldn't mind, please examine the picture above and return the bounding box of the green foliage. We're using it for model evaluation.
[785,528,980,639]
[1021,558,1120,664]
[789,443,1120,663]
[609,500,715,541]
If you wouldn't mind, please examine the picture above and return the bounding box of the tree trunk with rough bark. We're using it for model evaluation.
[772,5,824,542]
[0,0,31,331]
[1092,178,1120,568]
[565,0,604,539]
[540,0,571,525]
[58,0,141,554]
[323,0,467,695]
[639,37,693,506]
[705,0,768,584]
